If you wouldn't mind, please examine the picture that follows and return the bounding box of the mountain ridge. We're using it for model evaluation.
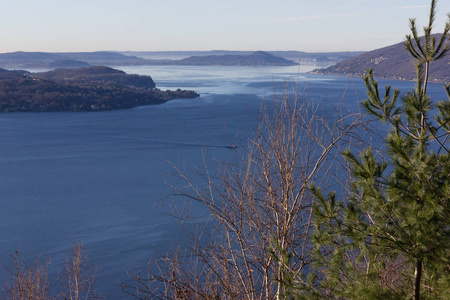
[310,34,450,83]
[0,50,363,69]
[174,51,297,66]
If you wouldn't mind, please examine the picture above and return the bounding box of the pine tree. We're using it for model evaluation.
[310,1,450,299]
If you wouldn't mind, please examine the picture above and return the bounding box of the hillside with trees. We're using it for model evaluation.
[0,66,199,112]
[31,66,156,88]
[310,34,450,82]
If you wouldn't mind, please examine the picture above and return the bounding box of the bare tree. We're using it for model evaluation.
[122,82,364,299]
[4,251,52,300]
[58,240,98,300]
[3,241,98,300]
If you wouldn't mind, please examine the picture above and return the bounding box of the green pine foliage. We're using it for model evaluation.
[308,1,450,299]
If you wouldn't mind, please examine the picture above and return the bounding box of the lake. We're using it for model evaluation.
[0,64,447,298]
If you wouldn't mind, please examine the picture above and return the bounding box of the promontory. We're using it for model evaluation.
[0,66,199,112]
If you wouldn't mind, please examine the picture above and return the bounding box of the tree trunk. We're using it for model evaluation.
[422,61,429,97]
[414,258,423,300]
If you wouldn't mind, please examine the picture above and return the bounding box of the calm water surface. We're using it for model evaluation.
[0,65,447,298]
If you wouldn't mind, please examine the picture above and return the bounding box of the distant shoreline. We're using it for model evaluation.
[308,69,449,84]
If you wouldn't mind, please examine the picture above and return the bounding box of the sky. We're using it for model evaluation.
[0,0,449,53]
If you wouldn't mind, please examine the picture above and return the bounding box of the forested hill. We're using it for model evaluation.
[310,34,450,83]
[175,51,297,66]
[31,66,156,89]
[0,66,199,112]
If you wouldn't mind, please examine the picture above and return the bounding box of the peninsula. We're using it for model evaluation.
[0,66,199,112]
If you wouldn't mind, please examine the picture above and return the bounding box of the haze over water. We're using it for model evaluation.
[0,64,447,298]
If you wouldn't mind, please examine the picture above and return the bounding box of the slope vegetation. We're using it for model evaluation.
[311,34,449,82]
[0,66,198,112]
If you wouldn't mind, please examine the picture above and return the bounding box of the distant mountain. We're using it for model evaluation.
[46,59,91,69]
[0,50,364,69]
[61,52,143,64]
[0,51,143,69]
[0,51,64,61]
[119,50,363,64]
[310,34,450,82]
[174,51,297,66]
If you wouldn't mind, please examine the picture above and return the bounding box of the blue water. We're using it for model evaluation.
[0,65,447,298]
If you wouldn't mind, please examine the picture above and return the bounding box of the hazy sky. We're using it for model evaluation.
[1,0,449,53]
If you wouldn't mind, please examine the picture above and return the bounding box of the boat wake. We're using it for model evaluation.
[104,135,237,150]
